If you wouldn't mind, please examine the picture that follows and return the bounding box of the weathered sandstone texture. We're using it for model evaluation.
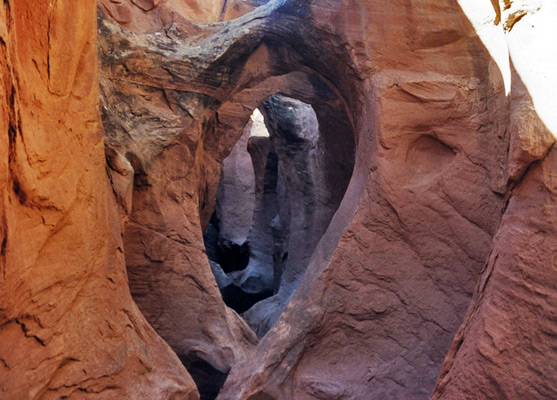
[98,0,227,32]
[98,0,557,398]
[98,0,512,398]
[98,11,261,400]
[432,1,557,398]
[245,95,355,337]
[1,0,556,399]
[98,2,357,396]
[0,0,198,399]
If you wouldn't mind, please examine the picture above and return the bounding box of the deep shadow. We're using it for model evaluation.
[204,93,355,339]
[217,240,251,272]
[221,285,274,313]
[179,354,229,400]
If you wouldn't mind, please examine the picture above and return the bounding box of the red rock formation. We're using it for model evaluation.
[98,0,226,32]
[433,138,557,400]
[216,2,511,398]
[0,0,198,398]
[98,4,357,394]
[99,0,557,398]
[2,0,556,399]
[431,2,557,398]
[98,13,260,400]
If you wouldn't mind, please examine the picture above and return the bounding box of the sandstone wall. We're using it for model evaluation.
[0,1,198,398]
[98,2,355,391]
[432,1,557,398]
[99,0,226,32]
[98,0,557,398]
[219,1,512,398]
[1,0,555,399]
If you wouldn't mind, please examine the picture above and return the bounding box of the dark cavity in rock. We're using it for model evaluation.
[204,94,355,337]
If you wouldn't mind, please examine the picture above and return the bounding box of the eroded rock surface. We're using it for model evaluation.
[0,1,198,399]
[204,114,271,314]
[99,22,258,400]
[98,0,227,32]
[99,0,556,398]
[238,95,354,336]
[432,2,557,399]
[98,3,356,396]
[216,2,510,398]
[1,0,556,399]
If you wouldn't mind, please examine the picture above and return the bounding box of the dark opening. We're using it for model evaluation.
[220,285,274,313]
[203,93,355,339]
[179,354,229,400]
[216,240,251,273]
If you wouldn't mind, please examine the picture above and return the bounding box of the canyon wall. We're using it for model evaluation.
[432,1,557,398]
[98,0,513,398]
[206,96,354,338]
[219,1,511,397]
[1,0,556,399]
[0,0,198,399]
[98,3,358,395]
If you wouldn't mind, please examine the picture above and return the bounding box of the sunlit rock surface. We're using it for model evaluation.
[432,1,557,399]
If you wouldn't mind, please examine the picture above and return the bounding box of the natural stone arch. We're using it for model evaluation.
[98,1,530,399]
[199,68,355,225]
[2,1,557,400]
[99,3,361,398]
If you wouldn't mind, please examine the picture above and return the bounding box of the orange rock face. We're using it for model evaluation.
[0,1,197,398]
[431,1,557,398]
[98,0,226,32]
[98,0,511,397]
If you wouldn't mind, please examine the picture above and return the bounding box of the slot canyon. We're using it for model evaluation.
[1,0,556,399]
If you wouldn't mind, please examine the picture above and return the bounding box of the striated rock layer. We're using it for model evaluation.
[0,0,198,399]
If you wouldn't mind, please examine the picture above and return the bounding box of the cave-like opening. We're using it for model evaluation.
[203,93,355,344]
